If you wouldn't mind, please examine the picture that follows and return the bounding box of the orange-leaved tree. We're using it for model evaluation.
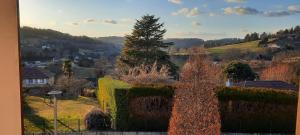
[169,49,222,135]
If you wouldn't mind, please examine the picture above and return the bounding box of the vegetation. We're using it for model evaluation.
[204,38,243,48]
[121,62,174,86]
[98,77,174,131]
[84,108,111,130]
[218,87,298,104]
[169,52,222,135]
[218,87,297,133]
[224,61,257,82]
[62,59,73,78]
[244,32,259,42]
[97,76,131,124]
[117,15,177,75]
[207,40,261,56]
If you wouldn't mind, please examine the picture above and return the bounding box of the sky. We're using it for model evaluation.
[20,0,300,40]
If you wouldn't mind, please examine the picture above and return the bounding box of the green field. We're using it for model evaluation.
[24,96,99,133]
[207,40,262,55]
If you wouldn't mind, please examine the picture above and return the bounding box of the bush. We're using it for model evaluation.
[218,87,298,104]
[82,88,96,97]
[97,77,174,131]
[121,62,174,86]
[224,61,257,82]
[84,108,111,131]
[218,87,298,133]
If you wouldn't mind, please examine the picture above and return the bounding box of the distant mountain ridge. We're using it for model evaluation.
[96,36,205,49]
[20,27,121,61]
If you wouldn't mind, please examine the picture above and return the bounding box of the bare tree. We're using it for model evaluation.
[55,75,87,97]
[169,50,222,135]
[121,62,174,86]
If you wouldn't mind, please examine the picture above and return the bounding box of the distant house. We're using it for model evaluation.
[229,80,298,91]
[22,67,55,88]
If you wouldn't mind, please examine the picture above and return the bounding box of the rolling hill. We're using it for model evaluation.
[207,40,262,55]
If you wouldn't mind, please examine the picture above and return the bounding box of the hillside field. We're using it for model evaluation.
[207,40,262,55]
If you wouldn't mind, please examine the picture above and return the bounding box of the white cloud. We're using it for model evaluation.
[120,18,135,23]
[84,19,97,23]
[225,0,246,3]
[172,7,200,17]
[192,21,201,27]
[168,0,182,4]
[103,19,118,24]
[288,5,300,13]
[263,10,291,17]
[224,7,260,15]
[66,22,80,26]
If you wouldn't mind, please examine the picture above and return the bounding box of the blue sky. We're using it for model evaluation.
[20,0,300,40]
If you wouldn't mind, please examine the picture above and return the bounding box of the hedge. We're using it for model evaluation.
[218,87,298,133]
[98,77,174,131]
[97,76,131,127]
[218,87,298,104]
[98,77,298,133]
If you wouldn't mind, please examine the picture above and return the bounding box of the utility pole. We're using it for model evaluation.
[48,90,62,135]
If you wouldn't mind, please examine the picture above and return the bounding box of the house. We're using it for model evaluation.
[228,80,297,91]
[22,67,55,88]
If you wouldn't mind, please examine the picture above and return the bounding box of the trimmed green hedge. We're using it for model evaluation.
[115,86,174,131]
[218,87,298,133]
[218,87,298,104]
[97,76,131,126]
[98,77,298,133]
[98,77,174,131]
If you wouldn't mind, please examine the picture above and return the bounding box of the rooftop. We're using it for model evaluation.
[22,67,53,79]
[234,80,298,91]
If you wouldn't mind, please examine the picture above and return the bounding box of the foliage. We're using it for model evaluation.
[121,62,174,86]
[217,87,297,133]
[261,64,293,83]
[204,38,243,48]
[97,77,174,131]
[207,40,261,56]
[82,88,96,97]
[244,32,259,42]
[217,87,298,104]
[55,75,87,97]
[169,52,222,135]
[97,76,131,126]
[223,61,257,82]
[117,15,178,75]
[84,108,111,130]
[62,59,73,78]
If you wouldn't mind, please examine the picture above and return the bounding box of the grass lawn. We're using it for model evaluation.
[24,96,99,133]
[207,40,262,56]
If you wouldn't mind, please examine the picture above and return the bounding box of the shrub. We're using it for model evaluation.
[121,62,174,86]
[97,77,174,131]
[82,88,96,97]
[84,108,111,131]
[217,87,298,133]
[224,61,257,82]
[217,87,298,104]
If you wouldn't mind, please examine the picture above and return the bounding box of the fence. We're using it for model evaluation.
[24,118,84,133]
